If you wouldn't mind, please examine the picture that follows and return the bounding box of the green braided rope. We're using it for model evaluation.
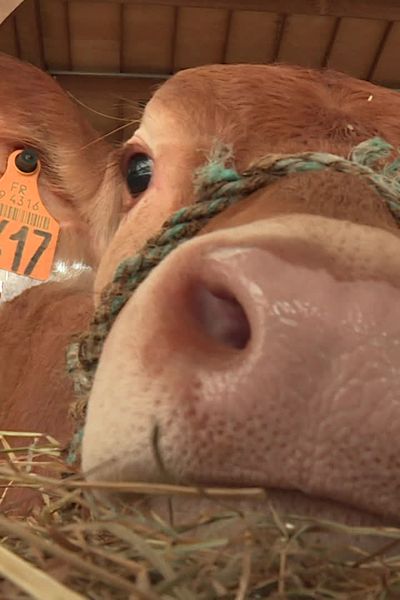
[66,136,400,411]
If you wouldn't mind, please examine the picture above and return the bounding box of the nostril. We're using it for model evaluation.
[191,283,251,350]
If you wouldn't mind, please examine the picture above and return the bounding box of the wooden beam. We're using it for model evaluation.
[50,70,169,80]
[50,66,400,90]
[88,0,400,22]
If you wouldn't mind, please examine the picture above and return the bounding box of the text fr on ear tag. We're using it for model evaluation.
[0,149,60,281]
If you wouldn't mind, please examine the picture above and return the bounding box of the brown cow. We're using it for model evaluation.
[0,53,122,267]
[81,65,400,527]
[0,55,123,513]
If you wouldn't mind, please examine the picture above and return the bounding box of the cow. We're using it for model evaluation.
[0,52,122,267]
[79,64,400,527]
[0,54,123,513]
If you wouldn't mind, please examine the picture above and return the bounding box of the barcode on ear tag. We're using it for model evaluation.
[0,151,60,281]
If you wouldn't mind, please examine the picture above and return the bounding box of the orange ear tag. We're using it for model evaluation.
[0,150,60,281]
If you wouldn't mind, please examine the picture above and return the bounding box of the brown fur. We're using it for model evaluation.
[0,274,93,514]
[0,55,125,514]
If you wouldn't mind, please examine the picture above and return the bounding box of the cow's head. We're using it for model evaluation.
[80,65,400,525]
[0,53,123,267]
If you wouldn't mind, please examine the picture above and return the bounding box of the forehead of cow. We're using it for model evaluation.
[149,65,400,165]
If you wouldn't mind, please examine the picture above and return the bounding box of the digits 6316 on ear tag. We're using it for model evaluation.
[0,149,60,281]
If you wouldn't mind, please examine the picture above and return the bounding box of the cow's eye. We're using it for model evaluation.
[126,153,153,196]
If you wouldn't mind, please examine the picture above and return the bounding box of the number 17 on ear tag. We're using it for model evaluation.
[0,149,60,281]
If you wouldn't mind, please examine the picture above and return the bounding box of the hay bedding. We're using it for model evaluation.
[1,433,400,599]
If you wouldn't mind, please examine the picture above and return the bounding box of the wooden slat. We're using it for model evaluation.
[55,74,161,141]
[277,14,337,68]
[69,1,120,71]
[123,4,175,73]
[14,0,44,67]
[225,10,278,64]
[0,15,18,55]
[326,17,388,80]
[370,21,400,86]
[40,0,70,69]
[99,0,400,21]
[174,7,229,70]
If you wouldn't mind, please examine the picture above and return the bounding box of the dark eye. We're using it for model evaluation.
[126,153,153,196]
